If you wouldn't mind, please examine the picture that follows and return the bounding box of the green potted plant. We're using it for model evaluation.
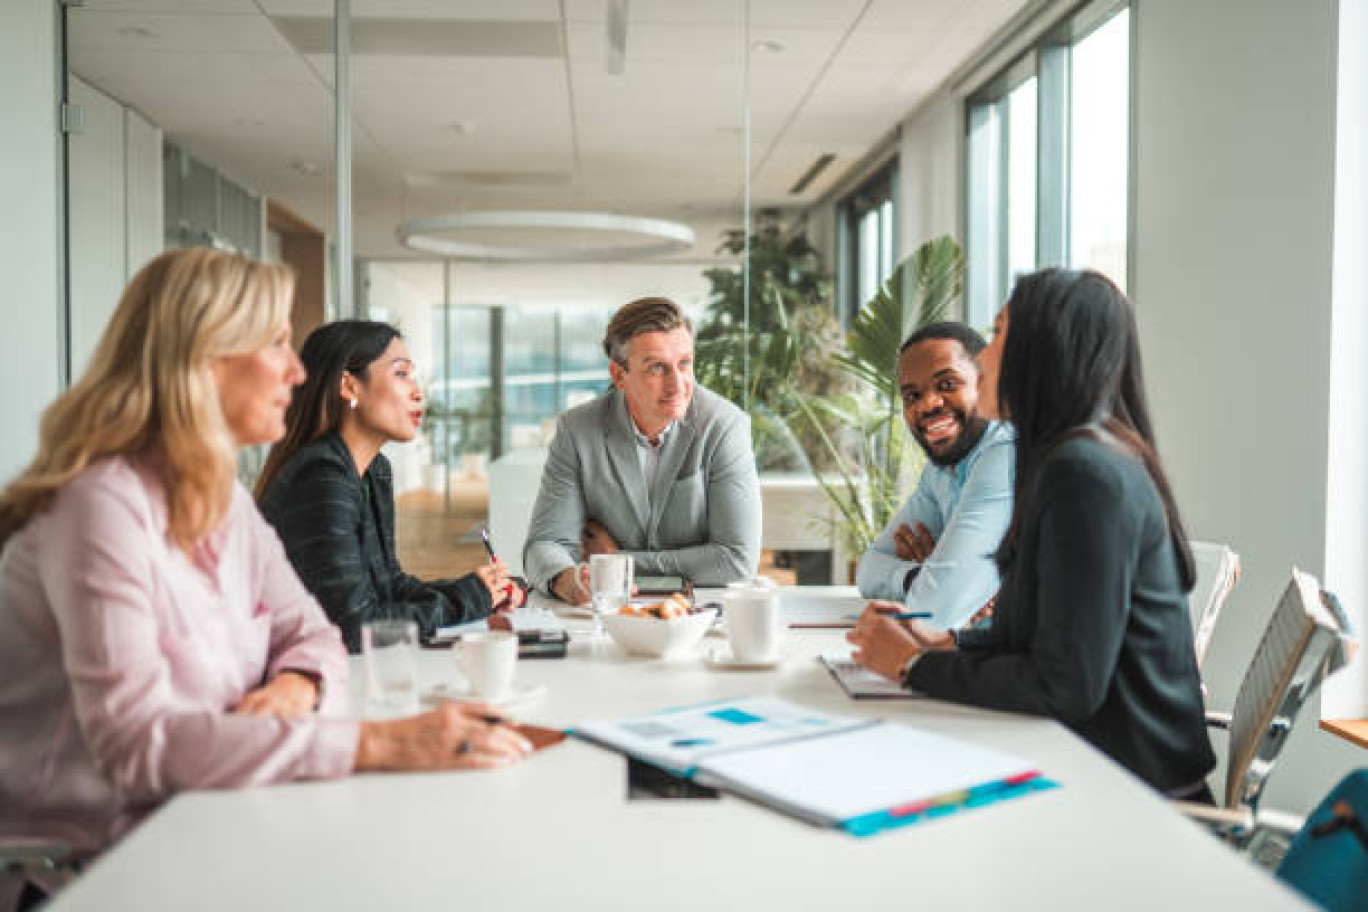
[795,235,965,559]
[694,211,850,473]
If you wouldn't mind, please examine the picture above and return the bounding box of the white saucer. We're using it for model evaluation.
[428,681,548,709]
[704,644,786,671]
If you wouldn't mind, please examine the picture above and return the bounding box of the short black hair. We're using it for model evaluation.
[899,321,986,358]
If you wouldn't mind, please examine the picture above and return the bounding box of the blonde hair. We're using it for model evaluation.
[0,248,294,550]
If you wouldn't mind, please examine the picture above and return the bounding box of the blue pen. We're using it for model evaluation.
[845,611,933,621]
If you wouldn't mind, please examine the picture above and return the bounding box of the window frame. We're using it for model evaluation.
[837,161,898,325]
[963,0,1131,327]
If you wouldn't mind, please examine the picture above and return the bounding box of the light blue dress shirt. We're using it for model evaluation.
[855,420,1015,629]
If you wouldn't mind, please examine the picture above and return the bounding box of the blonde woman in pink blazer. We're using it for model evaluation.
[0,249,529,910]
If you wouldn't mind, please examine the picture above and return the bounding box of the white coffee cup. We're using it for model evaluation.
[453,631,518,700]
[724,579,782,662]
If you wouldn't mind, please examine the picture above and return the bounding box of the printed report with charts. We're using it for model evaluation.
[575,696,1056,837]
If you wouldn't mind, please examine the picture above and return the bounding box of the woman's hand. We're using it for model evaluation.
[846,607,923,682]
[494,579,526,612]
[354,701,534,772]
[866,600,958,650]
[846,604,957,682]
[474,560,511,601]
[233,670,319,719]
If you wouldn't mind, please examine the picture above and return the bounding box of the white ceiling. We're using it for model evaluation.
[68,0,1032,260]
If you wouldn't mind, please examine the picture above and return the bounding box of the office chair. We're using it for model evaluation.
[1177,568,1356,847]
[1189,541,1241,671]
[1,842,76,909]
[1275,769,1368,911]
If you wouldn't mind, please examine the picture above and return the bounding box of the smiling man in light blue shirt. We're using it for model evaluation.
[855,322,1014,629]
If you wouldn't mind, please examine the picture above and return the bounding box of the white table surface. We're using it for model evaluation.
[47,592,1307,911]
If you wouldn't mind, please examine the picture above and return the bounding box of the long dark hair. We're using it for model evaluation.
[254,320,401,499]
[995,269,1195,591]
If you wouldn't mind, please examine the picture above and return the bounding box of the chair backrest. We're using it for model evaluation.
[1189,542,1240,670]
[1276,769,1368,912]
[1224,568,1356,812]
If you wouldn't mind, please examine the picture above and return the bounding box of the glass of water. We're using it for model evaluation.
[589,553,633,640]
[362,619,420,714]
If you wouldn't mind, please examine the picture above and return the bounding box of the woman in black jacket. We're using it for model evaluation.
[848,269,1215,798]
[257,321,520,652]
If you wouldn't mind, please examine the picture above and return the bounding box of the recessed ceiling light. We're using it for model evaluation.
[288,159,321,177]
[234,117,266,128]
[751,39,785,54]
[117,25,158,39]
[446,120,475,135]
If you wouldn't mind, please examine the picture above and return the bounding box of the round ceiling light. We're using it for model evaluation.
[395,210,696,262]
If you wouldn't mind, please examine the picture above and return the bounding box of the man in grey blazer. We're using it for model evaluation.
[523,296,761,603]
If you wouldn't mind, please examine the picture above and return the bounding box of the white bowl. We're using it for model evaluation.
[601,609,718,658]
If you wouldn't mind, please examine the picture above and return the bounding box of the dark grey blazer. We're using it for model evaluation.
[908,435,1216,795]
[258,432,492,652]
[522,386,761,592]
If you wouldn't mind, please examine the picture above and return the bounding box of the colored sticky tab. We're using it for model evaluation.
[708,708,765,725]
[842,777,1060,838]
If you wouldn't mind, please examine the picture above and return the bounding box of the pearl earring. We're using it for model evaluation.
[348,398,357,411]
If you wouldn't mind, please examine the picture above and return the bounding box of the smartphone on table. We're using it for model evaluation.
[633,573,692,598]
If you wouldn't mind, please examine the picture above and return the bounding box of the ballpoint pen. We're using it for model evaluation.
[844,611,933,621]
[480,527,516,603]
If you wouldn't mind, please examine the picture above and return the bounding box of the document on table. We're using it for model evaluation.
[699,723,1043,833]
[819,651,923,699]
[576,695,1052,836]
[434,602,566,640]
[779,589,867,628]
[575,695,869,774]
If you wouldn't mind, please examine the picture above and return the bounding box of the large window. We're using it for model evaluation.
[839,164,897,323]
[965,2,1131,328]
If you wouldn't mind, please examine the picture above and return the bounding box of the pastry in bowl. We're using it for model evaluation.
[602,600,717,658]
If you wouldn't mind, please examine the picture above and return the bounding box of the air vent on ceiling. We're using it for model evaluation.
[272,18,562,58]
[790,154,836,195]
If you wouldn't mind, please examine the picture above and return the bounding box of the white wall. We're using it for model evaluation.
[897,98,963,258]
[1322,0,1368,718]
[0,0,61,484]
[68,75,164,379]
[1132,0,1363,813]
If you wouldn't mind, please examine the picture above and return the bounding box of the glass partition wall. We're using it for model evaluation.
[60,0,883,583]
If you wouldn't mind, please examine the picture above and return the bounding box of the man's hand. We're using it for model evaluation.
[894,522,937,563]
[233,671,319,719]
[580,519,620,557]
[552,564,591,606]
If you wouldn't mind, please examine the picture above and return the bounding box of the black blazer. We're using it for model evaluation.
[908,435,1216,794]
[258,432,492,652]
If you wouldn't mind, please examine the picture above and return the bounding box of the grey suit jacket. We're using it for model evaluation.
[522,386,761,592]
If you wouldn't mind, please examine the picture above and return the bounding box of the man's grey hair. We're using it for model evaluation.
[602,296,694,367]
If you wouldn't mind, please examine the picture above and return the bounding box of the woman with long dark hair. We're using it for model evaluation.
[256,320,521,653]
[848,269,1215,797]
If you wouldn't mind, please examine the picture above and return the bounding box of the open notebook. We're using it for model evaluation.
[819,652,923,699]
[575,696,1053,837]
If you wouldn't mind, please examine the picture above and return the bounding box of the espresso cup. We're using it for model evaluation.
[724,580,782,662]
[453,630,518,700]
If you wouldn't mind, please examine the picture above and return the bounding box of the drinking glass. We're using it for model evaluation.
[589,553,633,640]
[362,619,420,714]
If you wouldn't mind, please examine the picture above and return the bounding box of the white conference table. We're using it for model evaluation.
[47,590,1307,911]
